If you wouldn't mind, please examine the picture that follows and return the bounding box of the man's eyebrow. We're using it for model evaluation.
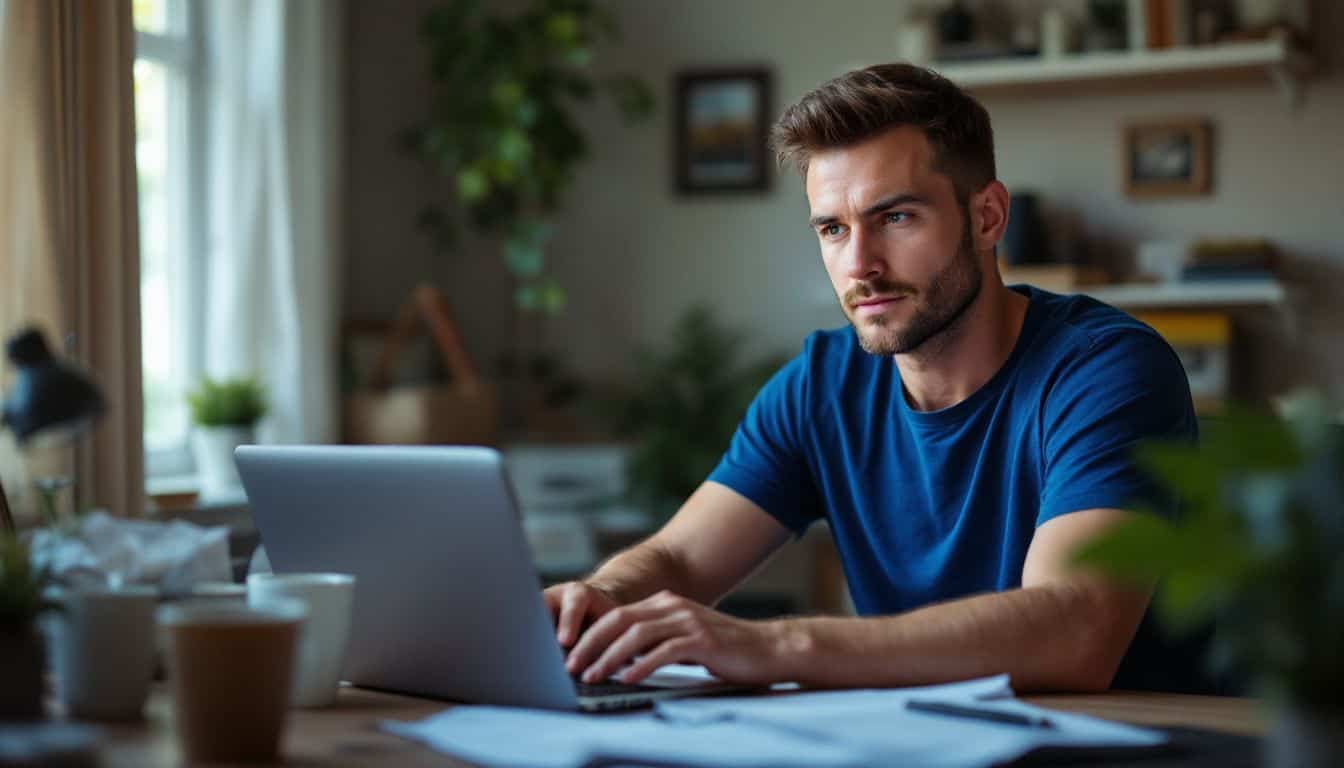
[807,193,928,229]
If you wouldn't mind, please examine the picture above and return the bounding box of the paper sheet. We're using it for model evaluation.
[381,672,1166,768]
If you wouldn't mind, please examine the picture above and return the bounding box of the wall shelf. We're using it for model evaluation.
[1082,279,1285,309]
[932,38,1313,106]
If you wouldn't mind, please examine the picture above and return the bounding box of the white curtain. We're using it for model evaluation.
[200,0,343,444]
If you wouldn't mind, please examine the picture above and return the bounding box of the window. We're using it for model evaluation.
[133,0,202,481]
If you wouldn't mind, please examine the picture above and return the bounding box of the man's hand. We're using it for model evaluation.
[543,581,622,650]
[563,589,791,686]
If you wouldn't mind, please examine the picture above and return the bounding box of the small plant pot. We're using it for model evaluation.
[192,425,255,498]
[1268,706,1344,768]
[0,623,47,720]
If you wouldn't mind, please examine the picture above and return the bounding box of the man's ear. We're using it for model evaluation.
[970,180,1010,254]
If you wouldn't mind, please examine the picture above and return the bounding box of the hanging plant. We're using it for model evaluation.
[408,0,654,315]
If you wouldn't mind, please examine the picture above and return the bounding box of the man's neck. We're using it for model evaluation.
[894,282,1029,413]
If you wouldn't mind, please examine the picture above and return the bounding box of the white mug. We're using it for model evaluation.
[247,573,355,708]
[50,586,159,720]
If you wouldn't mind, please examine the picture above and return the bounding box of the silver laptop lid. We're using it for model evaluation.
[235,445,578,710]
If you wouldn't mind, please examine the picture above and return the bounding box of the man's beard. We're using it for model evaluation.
[842,223,982,356]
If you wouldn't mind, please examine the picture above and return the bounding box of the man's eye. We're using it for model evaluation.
[822,224,844,237]
[885,212,909,224]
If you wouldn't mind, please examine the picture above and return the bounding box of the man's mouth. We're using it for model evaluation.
[851,295,907,315]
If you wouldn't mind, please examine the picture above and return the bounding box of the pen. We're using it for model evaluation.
[905,699,1056,729]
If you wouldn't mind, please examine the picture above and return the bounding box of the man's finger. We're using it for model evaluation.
[583,614,685,684]
[557,585,589,648]
[618,636,697,684]
[566,602,659,676]
[543,587,562,619]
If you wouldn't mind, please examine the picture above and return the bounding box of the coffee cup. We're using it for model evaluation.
[50,586,158,720]
[157,598,307,764]
[247,573,355,708]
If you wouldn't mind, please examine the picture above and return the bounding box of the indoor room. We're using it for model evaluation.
[1,0,1340,765]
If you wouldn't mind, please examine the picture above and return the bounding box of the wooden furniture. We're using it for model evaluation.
[89,684,1265,767]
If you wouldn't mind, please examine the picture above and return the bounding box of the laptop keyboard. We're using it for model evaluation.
[575,679,663,697]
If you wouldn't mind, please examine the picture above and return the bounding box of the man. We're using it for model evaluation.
[546,63,1200,693]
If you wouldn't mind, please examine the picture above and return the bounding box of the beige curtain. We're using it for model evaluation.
[0,0,143,522]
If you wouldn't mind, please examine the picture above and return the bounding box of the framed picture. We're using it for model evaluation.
[675,68,771,194]
[1123,118,1212,198]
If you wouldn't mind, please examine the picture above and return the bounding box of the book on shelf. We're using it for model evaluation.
[999,263,1110,293]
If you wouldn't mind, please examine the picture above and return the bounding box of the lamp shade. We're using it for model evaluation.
[1,328,105,444]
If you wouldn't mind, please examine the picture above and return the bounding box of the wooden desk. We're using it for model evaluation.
[92,685,1265,767]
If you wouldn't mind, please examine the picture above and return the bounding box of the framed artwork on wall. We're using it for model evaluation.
[1123,118,1212,198]
[674,68,772,194]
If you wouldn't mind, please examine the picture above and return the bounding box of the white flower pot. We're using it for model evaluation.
[191,425,255,499]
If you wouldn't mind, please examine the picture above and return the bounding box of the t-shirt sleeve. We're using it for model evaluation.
[706,346,822,536]
[1038,328,1197,526]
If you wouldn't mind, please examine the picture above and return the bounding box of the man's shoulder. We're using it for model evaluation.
[1021,286,1173,366]
[781,325,860,376]
[1020,287,1192,416]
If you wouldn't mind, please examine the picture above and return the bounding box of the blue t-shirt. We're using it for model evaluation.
[709,285,1211,691]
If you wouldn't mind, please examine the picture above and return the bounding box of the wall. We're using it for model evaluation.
[346,1,1344,397]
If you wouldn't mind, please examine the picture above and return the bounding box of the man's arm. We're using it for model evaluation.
[770,507,1152,691]
[567,507,1152,692]
[543,481,792,656]
[589,482,793,605]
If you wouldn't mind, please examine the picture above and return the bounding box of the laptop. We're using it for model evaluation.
[234,444,747,711]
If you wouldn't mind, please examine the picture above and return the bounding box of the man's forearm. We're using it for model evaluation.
[584,539,699,606]
[773,583,1141,693]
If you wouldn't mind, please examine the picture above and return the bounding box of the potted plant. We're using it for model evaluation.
[0,535,52,720]
[409,0,653,309]
[187,377,267,498]
[407,0,653,435]
[1075,393,1344,768]
[598,306,783,521]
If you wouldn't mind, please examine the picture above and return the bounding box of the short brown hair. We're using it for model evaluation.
[770,63,996,205]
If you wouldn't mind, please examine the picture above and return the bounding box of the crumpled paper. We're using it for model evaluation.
[26,511,232,593]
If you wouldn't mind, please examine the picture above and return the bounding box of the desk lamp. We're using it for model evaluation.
[0,328,105,533]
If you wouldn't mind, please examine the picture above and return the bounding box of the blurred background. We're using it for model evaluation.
[1,0,1339,616]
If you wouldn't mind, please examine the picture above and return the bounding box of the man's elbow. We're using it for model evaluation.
[1058,596,1139,693]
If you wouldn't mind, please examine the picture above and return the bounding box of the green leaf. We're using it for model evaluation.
[563,47,592,67]
[456,167,490,201]
[496,129,533,164]
[186,377,267,426]
[0,535,48,626]
[544,13,580,45]
[503,239,543,277]
[515,100,540,127]
[490,79,525,109]
[1072,514,1185,582]
[538,280,566,314]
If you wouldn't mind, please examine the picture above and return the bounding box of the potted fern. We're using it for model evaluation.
[598,306,783,521]
[187,377,267,498]
[1075,393,1344,768]
[0,535,51,720]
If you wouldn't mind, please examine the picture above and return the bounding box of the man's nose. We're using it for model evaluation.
[844,227,885,282]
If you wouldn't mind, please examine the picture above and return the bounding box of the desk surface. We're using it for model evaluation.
[95,685,1266,767]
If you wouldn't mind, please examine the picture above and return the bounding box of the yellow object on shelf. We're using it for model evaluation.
[1132,311,1231,346]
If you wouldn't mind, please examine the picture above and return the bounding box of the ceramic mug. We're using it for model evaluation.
[247,573,356,707]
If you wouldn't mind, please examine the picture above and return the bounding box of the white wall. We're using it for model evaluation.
[347,0,1344,398]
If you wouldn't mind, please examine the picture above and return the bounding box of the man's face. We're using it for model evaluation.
[806,126,983,356]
